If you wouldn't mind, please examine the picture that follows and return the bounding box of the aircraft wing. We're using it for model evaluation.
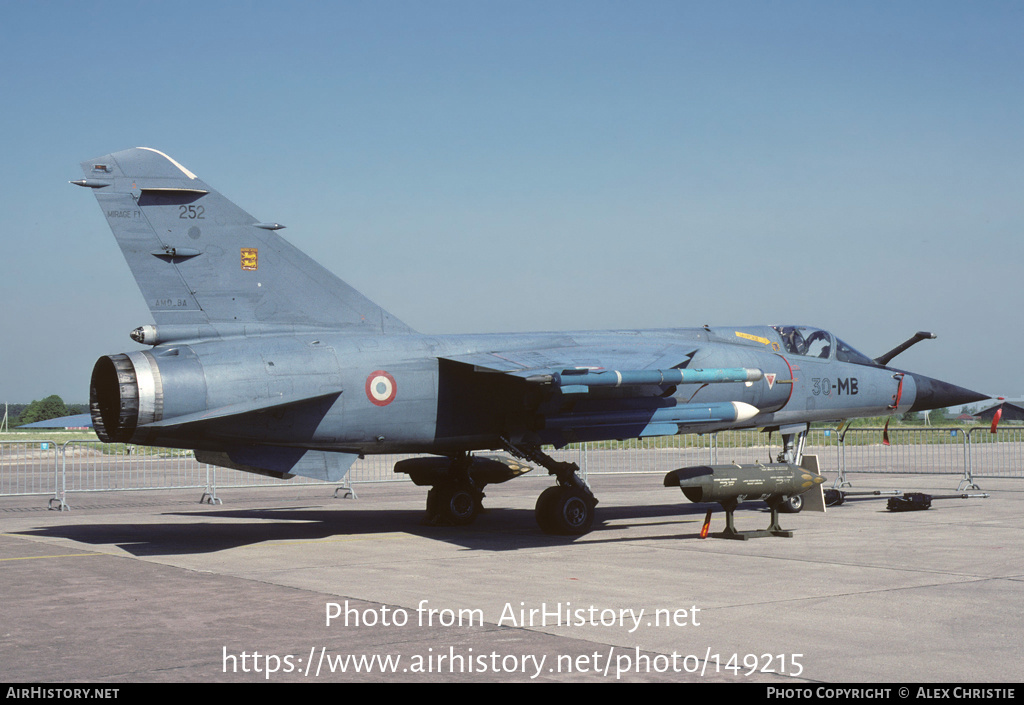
[137,387,344,430]
[442,342,704,378]
[134,388,354,482]
[194,447,358,483]
[440,343,763,443]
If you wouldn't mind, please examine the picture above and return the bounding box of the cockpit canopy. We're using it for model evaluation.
[771,326,877,366]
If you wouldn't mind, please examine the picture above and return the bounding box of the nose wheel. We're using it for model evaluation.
[776,424,808,513]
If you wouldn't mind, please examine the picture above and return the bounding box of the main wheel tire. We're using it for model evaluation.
[429,485,479,525]
[534,486,563,534]
[536,486,595,536]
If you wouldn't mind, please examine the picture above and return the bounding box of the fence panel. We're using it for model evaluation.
[0,441,59,496]
[967,427,1024,481]
[576,435,713,477]
[60,441,214,494]
[577,429,842,476]
[837,428,968,479]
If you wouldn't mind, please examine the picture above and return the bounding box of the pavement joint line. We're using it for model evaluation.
[264,533,410,547]
[0,552,106,561]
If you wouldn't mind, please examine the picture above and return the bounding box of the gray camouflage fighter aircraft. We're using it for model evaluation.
[73,148,988,535]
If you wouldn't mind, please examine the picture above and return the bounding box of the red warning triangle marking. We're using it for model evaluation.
[765,373,776,390]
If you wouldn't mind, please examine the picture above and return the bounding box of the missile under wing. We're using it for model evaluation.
[73,148,989,534]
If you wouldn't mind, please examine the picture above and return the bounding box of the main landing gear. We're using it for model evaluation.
[503,439,598,536]
[424,453,484,526]
[534,484,595,535]
[394,452,529,527]
[395,444,598,535]
[425,481,482,527]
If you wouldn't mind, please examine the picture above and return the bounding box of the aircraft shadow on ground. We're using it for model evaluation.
[13,501,774,556]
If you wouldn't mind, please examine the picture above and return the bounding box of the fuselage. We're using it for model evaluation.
[91,323,927,457]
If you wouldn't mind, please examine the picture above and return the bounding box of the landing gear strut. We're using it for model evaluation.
[776,424,809,514]
[503,439,598,535]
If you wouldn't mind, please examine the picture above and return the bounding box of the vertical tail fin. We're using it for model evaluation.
[74,148,413,339]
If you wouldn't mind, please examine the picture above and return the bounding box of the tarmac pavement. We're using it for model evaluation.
[1,471,1021,684]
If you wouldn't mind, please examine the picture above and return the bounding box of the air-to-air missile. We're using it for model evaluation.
[543,401,760,431]
[664,463,826,540]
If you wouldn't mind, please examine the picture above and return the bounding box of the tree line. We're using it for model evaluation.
[5,396,86,427]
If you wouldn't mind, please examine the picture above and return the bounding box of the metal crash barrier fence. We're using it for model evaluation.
[0,428,1020,509]
[966,426,1024,488]
[582,427,1024,491]
[0,440,61,503]
[0,439,584,510]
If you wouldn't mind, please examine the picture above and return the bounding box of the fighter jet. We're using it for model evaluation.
[72,148,988,535]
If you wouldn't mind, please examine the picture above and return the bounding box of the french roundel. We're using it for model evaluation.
[365,370,397,406]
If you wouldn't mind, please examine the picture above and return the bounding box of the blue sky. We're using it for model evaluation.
[1,1,1021,404]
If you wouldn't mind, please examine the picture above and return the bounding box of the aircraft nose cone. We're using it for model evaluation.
[908,373,989,412]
